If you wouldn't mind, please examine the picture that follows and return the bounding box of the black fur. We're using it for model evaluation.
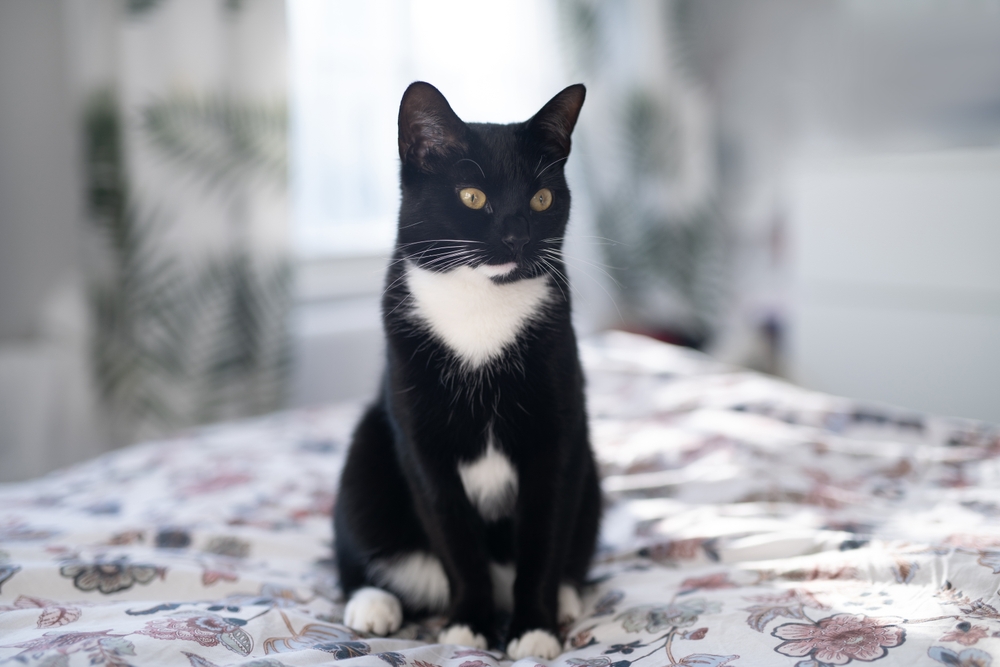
[334,82,601,648]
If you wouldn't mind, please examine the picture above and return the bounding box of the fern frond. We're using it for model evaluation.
[142,94,287,195]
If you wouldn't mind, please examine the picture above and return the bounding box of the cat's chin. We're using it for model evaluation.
[476,262,518,279]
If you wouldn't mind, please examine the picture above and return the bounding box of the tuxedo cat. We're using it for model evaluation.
[334,81,601,661]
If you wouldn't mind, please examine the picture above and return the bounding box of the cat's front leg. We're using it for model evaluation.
[437,561,496,650]
[505,433,589,660]
[407,455,499,647]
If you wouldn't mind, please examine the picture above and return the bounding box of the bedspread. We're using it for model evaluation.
[2,331,1000,667]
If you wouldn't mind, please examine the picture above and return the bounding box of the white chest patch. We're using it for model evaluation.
[458,431,518,521]
[405,261,552,368]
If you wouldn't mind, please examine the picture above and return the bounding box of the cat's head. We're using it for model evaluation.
[395,81,585,284]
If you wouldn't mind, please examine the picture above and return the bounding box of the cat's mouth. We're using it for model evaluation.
[476,262,518,278]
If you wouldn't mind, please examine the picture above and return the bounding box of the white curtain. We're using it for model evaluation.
[0,0,290,481]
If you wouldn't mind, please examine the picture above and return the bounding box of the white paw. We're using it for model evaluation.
[558,584,582,624]
[507,629,562,660]
[343,587,402,635]
[438,624,488,649]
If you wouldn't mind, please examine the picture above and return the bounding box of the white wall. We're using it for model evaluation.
[289,256,385,406]
[0,0,103,482]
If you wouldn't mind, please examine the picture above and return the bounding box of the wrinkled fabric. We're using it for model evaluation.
[2,331,1000,667]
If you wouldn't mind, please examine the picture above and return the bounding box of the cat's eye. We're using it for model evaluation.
[459,187,487,210]
[529,188,553,212]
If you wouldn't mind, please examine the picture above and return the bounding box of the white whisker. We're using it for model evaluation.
[556,254,624,323]
[397,239,485,247]
[535,257,570,302]
[540,235,622,247]
[535,156,567,178]
[455,158,486,179]
[546,249,623,287]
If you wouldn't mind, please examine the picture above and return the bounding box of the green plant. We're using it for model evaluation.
[559,0,728,347]
[83,89,291,442]
[142,94,287,195]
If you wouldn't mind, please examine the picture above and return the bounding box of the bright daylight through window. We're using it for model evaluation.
[287,0,564,259]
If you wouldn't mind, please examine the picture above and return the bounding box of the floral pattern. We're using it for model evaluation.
[60,556,165,594]
[261,610,356,653]
[941,623,990,646]
[617,600,721,633]
[772,614,905,664]
[0,595,82,628]
[744,589,829,633]
[139,613,253,655]
[1,331,1000,665]
[606,599,734,667]
[0,564,20,593]
[1,630,137,666]
[928,646,993,667]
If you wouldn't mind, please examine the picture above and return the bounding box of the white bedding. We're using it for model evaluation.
[2,331,1000,667]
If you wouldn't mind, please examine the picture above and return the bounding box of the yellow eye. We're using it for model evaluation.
[459,187,487,210]
[529,188,553,212]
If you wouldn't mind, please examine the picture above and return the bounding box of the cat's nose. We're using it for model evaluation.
[502,217,530,255]
[503,233,529,254]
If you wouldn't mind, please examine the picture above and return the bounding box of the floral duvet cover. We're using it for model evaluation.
[2,331,1000,667]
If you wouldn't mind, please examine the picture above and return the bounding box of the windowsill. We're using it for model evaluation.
[292,221,395,261]
[294,254,388,303]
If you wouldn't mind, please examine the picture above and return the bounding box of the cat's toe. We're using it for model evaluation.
[507,629,562,660]
[558,584,583,624]
[343,587,403,636]
[438,624,488,649]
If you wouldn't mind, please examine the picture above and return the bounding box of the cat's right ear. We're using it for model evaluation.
[526,83,586,160]
[398,82,468,171]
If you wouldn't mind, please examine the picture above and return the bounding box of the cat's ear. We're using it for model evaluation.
[398,82,468,171]
[526,83,586,159]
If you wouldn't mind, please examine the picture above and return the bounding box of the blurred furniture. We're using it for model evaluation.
[788,149,1000,424]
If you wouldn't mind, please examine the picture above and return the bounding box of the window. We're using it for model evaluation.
[288,0,565,258]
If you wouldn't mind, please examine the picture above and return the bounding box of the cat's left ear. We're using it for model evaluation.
[526,83,586,159]
[398,82,469,172]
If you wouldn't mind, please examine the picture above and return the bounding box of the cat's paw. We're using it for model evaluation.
[507,629,562,660]
[438,624,488,649]
[343,587,403,636]
[558,584,583,624]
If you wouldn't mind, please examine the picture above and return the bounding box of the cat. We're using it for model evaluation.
[334,81,601,661]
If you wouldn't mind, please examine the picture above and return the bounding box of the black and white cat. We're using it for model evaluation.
[334,82,601,661]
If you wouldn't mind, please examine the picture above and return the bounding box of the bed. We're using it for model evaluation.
[2,331,999,667]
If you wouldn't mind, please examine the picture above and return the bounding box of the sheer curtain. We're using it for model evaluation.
[73,0,292,441]
[0,0,290,481]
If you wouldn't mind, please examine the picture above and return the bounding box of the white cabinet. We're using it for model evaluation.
[787,149,1000,423]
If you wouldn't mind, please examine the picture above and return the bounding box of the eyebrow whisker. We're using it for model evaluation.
[535,156,567,178]
[455,158,486,179]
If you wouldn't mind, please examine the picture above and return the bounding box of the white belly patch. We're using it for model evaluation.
[458,430,518,520]
[405,261,552,368]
